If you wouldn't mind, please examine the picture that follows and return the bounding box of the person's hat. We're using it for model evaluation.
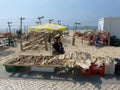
[54,35,61,40]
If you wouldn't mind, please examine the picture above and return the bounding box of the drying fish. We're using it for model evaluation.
[48,56,58,63]
[79,52,90,60]
[76,61,90,69]
[41,56,46,65]
[41,59,48,65]
[69,52,73,59]
[90,56,96,63]
[59,54,66,60]
[72,51,78,59]
[68,59,75,67]
[65,54,70,59]
[103,56,113,65]
[95,57,104,66]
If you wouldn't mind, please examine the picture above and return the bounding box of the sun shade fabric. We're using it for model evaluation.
[28,23,67,32]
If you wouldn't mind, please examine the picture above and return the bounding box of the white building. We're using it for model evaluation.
[98,17,120,38]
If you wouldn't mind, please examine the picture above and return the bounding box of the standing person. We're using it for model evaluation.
[52,36,65,55]
[48,31,51,43]
[16,30,19,35]
[25,33,29,41]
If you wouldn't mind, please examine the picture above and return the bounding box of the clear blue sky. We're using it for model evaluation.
[0,0,120,29]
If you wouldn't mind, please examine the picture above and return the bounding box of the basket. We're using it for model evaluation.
[5,65,22,72]
[90,63,105,76]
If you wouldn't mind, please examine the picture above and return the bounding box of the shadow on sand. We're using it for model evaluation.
[0,50,15,56]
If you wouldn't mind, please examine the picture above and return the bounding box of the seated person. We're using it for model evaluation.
[94,33,102,47]
[52,36,65,55]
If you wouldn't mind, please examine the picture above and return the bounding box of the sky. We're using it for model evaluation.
[0,0,120,30]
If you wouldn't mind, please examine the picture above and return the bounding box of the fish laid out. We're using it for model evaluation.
[7,51,116,68]
[65,51,116,69]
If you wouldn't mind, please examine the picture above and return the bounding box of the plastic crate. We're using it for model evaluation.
[114,58,120,76]
[80,67,91,75]
[5,65,22,72]
[115,65,120,76]
[90,63,105,76]
[105,63,116,74]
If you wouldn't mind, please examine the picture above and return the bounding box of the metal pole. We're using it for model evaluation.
[7,22,12,34]
[57,20,61,25]
[38,16,44,24]
[9,25,11,33]
[39,19,41,24]
[35,22,39,25]
[49,19,54,23]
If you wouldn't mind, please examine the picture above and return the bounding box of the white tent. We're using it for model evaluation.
[98,17,120,38]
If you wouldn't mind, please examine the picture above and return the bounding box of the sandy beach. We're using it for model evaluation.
[0,30,120,65]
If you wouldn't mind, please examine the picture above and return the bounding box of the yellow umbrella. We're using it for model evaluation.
[28,23,67,32]
[28,24,45,32]
[43,23,67,31]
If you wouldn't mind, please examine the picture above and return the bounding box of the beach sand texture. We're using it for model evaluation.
[0,30,120,64]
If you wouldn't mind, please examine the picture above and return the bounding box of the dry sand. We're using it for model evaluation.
[0,30,120,64]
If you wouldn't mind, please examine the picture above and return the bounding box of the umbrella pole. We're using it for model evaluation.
[44,33,48,51]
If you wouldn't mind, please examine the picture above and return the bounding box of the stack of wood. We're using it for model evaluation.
[23,31,47,50]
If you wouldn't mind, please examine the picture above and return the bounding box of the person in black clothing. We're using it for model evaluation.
[52,36,65,55]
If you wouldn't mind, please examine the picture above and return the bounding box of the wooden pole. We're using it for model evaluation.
[72,32,75,45]
[44,33,48,50]
[72,24,77,46]
[20,17,25,51]
[108,32,110,46]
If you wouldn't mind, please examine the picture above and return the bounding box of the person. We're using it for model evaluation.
[25,33,29,41]
[16,30,19,35]
[89,32,94,45]
[52,36,65,55]
[94,32,102,48]
[48,32,51,43]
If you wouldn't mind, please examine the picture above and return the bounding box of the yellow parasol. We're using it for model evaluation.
[28,23,67,32]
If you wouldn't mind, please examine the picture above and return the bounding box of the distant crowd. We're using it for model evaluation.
[89,32,109,48]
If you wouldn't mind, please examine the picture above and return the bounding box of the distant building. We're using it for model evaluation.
[98,17,120,38]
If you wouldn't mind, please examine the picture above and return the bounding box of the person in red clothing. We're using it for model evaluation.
[89,32,94,45]
[52,36,65,55]
[102,33,108,45]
